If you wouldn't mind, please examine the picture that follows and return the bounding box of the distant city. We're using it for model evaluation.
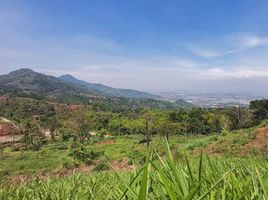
[158,92,268,108]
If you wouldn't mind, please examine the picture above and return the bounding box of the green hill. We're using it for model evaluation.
[0,69,90,103]
[0,69,194,109]
[59,74,160,99]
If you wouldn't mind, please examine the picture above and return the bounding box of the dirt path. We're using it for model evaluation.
[244,127,267,149]
[0,135,23,143]
[196,126,268,156]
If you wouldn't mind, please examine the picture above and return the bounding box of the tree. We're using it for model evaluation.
[249,100,268,124]
[72,110,95,142]
[141,111,156,149]
[42,106,60,141]
[228,107,252,129]
[21,120,45,150]
[108,117,122,134]
[155,116,173,141]
[187,109,208,134]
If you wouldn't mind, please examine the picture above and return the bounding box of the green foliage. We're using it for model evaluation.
[250,99,268,124]
[0,95,259,138]
[90,97,194,113]
[71,110,95,142]
[56,143,68,150]
[96,129,108,138]
[62,160,75,169]
[21,120,46,150]
[70,145,103,165]
[2,143,268,199]
[59,128,73,141]
[128,150,146,164]
[59,74,160,99]
[93,162,110,171]
[0,68,90,104]
[0,98,57,124]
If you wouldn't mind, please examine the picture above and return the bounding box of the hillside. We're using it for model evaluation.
[1,125,268,199]
[88,96,195,111]
[0,69,90,103]
[59,74,160,99]
[0,69,193,109]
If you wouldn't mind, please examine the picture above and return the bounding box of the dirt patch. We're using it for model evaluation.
[0,135,23,143]
[0,119,21,138]
[11,175,34,184]
[0,95,7,101]
[243,127,267,150]
[109,157,136,171]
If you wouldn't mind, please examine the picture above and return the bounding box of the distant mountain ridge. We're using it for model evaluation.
[59,74,160,99]
[0,68,194,109]
[0,68,91,102]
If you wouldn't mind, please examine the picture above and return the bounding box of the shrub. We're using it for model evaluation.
[62,161,75,169]
[57,144,68,150]
[69,146,103,165]
[94,162,109,171]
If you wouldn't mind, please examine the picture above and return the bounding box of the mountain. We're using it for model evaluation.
[0,68,90,103]
[59,74,160,99]
[0,69,194,109]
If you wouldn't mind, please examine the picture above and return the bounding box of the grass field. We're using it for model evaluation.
[0,125,268,199]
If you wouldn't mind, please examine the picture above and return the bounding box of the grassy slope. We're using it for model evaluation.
[1,123,268,183]
[1,132,268,199]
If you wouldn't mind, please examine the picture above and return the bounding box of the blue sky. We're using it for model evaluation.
[1,0,268,94]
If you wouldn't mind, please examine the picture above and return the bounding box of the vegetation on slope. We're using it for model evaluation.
[0,69,90,103]
[1,91,268,198]
[1,141,268,199]
[0,69,193,108]
[59,74,160,99]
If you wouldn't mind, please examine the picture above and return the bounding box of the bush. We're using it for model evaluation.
[31,143,42,151]
[59,128,73,142]
[69,146,103,165]
[62,161,75,169]
[71,141,82,149]
[96,129,108,139]
[128,150,145,164]
[0,170,9,177]
[57,144,68,150]
[94,162,109,171]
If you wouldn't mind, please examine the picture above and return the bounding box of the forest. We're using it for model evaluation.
[1,97,266,149]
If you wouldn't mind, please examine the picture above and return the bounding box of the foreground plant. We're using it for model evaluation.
[113,139,268,199]
[1,140,268,199]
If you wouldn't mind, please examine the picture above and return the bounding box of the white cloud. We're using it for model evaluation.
[189,48,235,58]
[189,33,268,58]
[200,68,268,79]
[236,34,268,48]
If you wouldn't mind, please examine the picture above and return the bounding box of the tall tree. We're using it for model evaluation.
[72,110,95,142]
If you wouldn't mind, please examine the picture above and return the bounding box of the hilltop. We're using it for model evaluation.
[0,69,90,103]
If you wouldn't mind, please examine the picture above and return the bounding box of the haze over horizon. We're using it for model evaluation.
[1,0,268,94]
